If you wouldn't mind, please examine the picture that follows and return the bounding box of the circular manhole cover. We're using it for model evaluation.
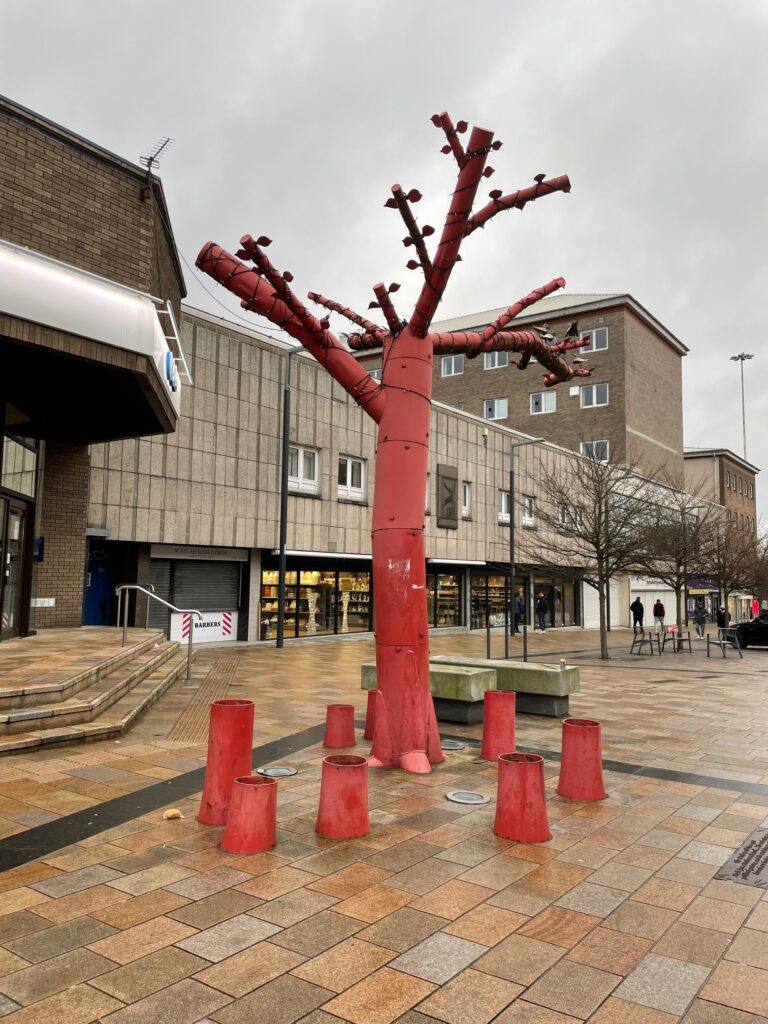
[257,766,298,778]
[440,739,466,751]
[445,790,491,805]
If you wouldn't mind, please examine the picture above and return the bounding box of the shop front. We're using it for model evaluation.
[470,569,580,630]
[0,433,37,640]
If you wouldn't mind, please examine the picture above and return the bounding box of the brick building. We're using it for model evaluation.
[684,448,758,532]
[359,293,688,485]
[0,95,185,640]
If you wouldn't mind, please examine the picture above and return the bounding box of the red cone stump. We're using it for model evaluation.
[221,775,277,854]
[556,718,608,801]
[364,690,377,741]
[494,752,551,843]
[324,704,356,748]
[197,699,254,825]
[316,754,370,839]
[481,690,516,761]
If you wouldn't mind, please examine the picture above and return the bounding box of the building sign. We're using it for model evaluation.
[170,611,238,644]
[151,544,248,562]
[436,464,458,530]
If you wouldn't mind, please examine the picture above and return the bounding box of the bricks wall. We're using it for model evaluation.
[35,443,90,628]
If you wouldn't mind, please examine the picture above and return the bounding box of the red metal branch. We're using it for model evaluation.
[465,174,571,236]
[307,292,386,341]
[346,332,384,351]
[388,185,433,275]
[237,234,320,338]
[481,278,566,340]
[372,283,401,334]
[196,242,385,422]
[431,112,467,167]
[431,328,592,385]
[410,125,495,337]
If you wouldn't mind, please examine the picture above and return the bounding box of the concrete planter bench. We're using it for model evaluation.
[360,662,496,724]
[429,656,580,717]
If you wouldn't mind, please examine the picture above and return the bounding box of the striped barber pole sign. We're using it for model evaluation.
[181,613,192,640]
[222,611,232,637]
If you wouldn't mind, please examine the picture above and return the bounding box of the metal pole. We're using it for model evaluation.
[509,449,516,659]
[740,358,747,460]
[187,625,193,680]
[121,590,129,647]
[276,348,295,648]
[503,572,509,660]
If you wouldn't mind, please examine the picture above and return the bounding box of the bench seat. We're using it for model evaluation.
[360,662,496,724]
[429,656,580,717]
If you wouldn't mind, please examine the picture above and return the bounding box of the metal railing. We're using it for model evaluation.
[115,584,202,680]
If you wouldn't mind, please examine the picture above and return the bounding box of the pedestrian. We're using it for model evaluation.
[652,598,665,634]
[514,593,524,634]
[716,605,730,630]
[630,597,644,636]
[693,604,707,638]
[535,592,548,633]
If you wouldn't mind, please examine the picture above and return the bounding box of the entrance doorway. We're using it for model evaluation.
[0,500,28,640]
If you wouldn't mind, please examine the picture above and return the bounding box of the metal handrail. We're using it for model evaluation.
[116,583,155,633]
[115,584,202,680]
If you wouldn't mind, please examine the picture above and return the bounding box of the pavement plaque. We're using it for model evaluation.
[716,827,768,887]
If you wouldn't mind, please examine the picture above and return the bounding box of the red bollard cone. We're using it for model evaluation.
[324,704,356,748]
[363,690,377,741]
[481,690,516,761]
[557,718,608,801]
[494,752,551,843]
[198,699,254,825]
[316,754,370,838]
[221,775,277,854]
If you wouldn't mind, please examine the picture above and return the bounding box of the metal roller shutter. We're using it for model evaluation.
[148,559,172,632]
[172,560,241,613]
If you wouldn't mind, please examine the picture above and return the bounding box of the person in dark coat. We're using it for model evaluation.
[716,605,730,629]
[513,594,524,634]
[652,599,665,634]
[535,592,548,633]
[630,597,644,636]
[693,604,707,638]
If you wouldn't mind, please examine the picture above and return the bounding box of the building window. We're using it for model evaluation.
[530,391,556,415]
[522,495,535,526]
[338,455,365,501]
[498,490,510,523]
[484,351,509,370]
[580,440,610,462]
[580,383,609,408]
[288,445,319,494]
[461,481,471,518]
[749,482,754,498]
[369,367,382,382]
[556,503,568,530]
[484,398,508,420]
[580,327,609,353]
[441,354,464,377]
[425,474,431,513]
[451,403,464,411]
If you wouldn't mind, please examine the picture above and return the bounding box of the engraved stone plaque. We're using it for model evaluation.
[716,827,768,888]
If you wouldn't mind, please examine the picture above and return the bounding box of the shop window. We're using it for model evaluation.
[498,490,510,523]
[338,572,371,633]
[580,327,608,353]
[461,481,471,518]
[484,398,508,420]
[530,391,556,415]
[522,495,535,526]
[484,351,509,370]
[441,354,464,377]
[580,440,610,462]
[288,445,319,494]
[1,436,37,499]
[580,383,609,408]
[338,455,365,501]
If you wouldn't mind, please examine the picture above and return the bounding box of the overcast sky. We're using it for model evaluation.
[3,1,767,506]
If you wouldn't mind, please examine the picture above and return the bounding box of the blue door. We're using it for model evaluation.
[84,558,112,625]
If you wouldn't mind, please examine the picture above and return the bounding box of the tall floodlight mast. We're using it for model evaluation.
[197,112,590,774]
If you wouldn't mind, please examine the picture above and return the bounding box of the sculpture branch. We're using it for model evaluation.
[307,292,386,341]
[196,243,385,422]
[237,234,322,339]
[432,328,592,384]
[431,111,467,167]
[410,125,495,336]
[482,278,566,340]
[346,332,384,351]
[372,283,402,334]
[465,175,571,236]
[389,185,432,275]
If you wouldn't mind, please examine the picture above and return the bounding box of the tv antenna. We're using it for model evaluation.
[140,136,174,172]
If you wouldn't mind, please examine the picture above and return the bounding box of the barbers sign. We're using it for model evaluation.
[170,611,237,645]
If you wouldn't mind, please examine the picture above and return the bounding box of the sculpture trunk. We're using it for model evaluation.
[369,326,443,773]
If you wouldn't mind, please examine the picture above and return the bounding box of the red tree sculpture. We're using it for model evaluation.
[197,113,590,774]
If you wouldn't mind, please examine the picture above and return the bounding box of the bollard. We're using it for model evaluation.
[494,752,551,843]
[221,775,277,854]
[481,690,516,761]
[556,718,608,801]
[316,754,370,839]
[324,704,356,748]
[197,699,254,825]
[363,690,377,741]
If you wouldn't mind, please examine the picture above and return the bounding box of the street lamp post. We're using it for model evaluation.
[505,437,544,662]
[730,353,753,460]
[276,345,301,649]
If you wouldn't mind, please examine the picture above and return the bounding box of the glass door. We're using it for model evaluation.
[1,502,27,640]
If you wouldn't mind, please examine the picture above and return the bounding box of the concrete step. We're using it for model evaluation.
[0,630,166,710]
[0,642,180,735]
[0,649,195,755]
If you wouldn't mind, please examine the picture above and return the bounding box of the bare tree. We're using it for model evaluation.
[698,514,758,609]
[535,452,658,659]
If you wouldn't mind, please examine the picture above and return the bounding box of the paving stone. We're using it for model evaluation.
[320,966,435,1024]
[652,921,730,966]
[307,863,391,899]
[0,983,121,1023]
[679,895,751,934]
[390,931,487,984]
[616,953,711,1014]
[365,841,448,873]
[356,908,447,952]
[591,997,678,1021]
[176,914,282,962]
[210,974,333,1024]
[434,840,499,867]
[586,863,654,893]
[87,915,197,965]
[678,840,734,865]
[0,947,114,1006]
[683,998,768,1022]
[193,940,304,998]
[493,1003,584,1023]
[409,880,493,919]
[555,881,628,918]
[91,889,190,928]
[603,900,679,940]
[107,862,196,896]
[488,884,555,917]
[415,967,521,1024]
[526,960,620,1016]
[0,948,29,976]
[269,909,362,956]
[103,844,183,874]
[29,864,125,898]
[101,978,231,1023]
[381,857,466,896]
[567,926,652,975]
[91,946,209,1002]
[291,936,394,992]
[656,857,718,886]
[700,878,762,907]
[0,911,50,942]
[0,994,21,1018]
[235,866,319,900]
[518,906,600,947]
[31,884,130,924]
[473,933,563,985]
[443,905,528,945]
[6,915,116,963]
[631,877,701,911]
[332,884,414,924]
[167,889,262,929]
[723,927,768,970]
[163,867,254,901]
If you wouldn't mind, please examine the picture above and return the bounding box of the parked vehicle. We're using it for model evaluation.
[733,613,768,649]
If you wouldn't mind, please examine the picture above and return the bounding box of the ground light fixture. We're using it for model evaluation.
[445,790,492,805]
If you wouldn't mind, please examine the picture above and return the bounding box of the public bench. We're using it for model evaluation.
[360,662,496,724]
[430,655,579,717]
